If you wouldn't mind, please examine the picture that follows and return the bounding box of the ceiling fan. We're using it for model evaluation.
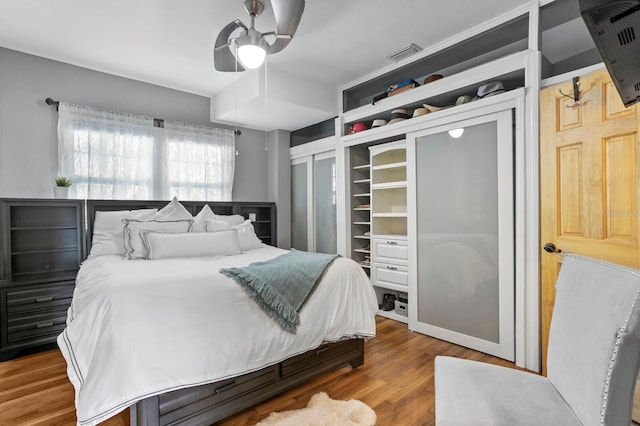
[214,0,305,72]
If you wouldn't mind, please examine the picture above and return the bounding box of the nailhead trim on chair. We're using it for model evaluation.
[570,255,640,424]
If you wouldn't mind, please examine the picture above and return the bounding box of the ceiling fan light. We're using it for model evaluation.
[237,44,267,69]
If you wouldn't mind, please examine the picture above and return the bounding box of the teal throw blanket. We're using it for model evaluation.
[220,249,339,334]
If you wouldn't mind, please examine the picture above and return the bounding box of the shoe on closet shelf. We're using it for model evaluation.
[380,294,397,311]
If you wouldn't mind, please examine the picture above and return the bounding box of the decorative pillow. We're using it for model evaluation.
[192,204,244,232]
[155,197,194,221]
[193,204,215,232]
[234,220,263,251]
[213,212,245,226]
[141,230,241,259]
[204,219,262,251]
[204,218,234,232]
[122,219,193,259]
[89,209,158,258]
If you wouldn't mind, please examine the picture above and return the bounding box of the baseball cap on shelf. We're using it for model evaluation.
[455,95,473,105]
[371,119,387,128]
[412,107,429,118]
[474,81,506,100]
[348,122,367,134]
[387,108,410,125]
[423,74,444,85]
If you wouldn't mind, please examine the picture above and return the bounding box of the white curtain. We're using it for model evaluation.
[162,121,235,201]
[57,103,236,201]
[57,102,156,199]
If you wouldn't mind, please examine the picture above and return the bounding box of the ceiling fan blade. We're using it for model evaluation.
[214,20,245,72]
[268,0,305,54]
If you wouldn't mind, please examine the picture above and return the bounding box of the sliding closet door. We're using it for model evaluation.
[313,152,337,254]
[291,151,337,253]
[291,158,312,251]
[407,110,514,361]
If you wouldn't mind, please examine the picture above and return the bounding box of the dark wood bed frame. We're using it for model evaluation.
[86,200,366,426]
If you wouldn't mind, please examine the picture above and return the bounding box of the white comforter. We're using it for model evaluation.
[58,246,378,426]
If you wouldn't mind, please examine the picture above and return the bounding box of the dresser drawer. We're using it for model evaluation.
[281,339,360,378]
[7,308,68,343]
[372,262,408,289]
[159,364,278,424]
[6,281,75,315]
[372,238,408,265]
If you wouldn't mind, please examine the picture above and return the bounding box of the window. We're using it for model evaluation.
[57,103,235,200]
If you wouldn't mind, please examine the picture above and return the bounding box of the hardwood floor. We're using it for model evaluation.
[0,317,516,425]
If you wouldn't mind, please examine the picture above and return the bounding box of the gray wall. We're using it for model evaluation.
[0,47,268,201]
[267,129,292,249]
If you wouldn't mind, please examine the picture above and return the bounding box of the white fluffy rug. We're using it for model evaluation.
[256,392,377,426]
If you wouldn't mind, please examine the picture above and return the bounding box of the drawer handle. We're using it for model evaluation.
[386,240,398,245]
[386,266,398,271]
[35,297,54,303]
[214,380,236,394]
[36,322,54,329]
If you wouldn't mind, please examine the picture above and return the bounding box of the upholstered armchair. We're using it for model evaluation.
[434,254,640,425]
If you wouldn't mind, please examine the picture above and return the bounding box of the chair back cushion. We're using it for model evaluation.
[547,254,640,426]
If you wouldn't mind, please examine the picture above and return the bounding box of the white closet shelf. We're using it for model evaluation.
[353,193,371,197]
[353,235,371,240]
[353,248,371,254]
[353,178,371,184]
[374,281,408,292]
[340,50,528,126]
[353,221,371,225]
[352,164,371,170]
[353,207,371,211]
[371,213,407,218]
[371,162,407,171]
[371,181,407,190]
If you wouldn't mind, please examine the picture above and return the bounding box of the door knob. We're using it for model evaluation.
[543,242,562,253]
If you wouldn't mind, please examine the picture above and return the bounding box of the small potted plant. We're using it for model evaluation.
[54,176,72,199]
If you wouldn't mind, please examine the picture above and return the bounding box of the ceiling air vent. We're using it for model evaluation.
[386,43,423,63]
[580,0,640,106]
[618,26,636,44]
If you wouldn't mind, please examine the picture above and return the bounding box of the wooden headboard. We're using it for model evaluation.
[86,199,276,257]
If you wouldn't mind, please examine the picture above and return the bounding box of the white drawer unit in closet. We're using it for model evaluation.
[371,262,408,292]
[371,238,408,266]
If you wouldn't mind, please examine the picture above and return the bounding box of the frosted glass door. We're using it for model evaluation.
[408,110,514,361]
[291,160,311,250]
[314,154,337,253]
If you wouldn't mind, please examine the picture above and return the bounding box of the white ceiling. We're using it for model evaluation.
[0,0,550,131]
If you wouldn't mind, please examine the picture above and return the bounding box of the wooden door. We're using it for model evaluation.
[540,67,640,415]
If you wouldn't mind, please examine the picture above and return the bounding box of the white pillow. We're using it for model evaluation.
[193,204,215,232]
[213,212,245,226]
[234,220,263,251]
[141,230,241,259]
[205,218,234,232]
[89,209,158,258]
[123,219,193,259]
[156,197,194,221]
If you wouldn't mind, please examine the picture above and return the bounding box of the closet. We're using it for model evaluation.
[335,3,533,367]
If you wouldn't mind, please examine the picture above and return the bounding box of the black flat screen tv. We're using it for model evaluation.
[579,0,640,106]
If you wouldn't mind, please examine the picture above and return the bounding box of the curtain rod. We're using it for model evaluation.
[44,97,241,135]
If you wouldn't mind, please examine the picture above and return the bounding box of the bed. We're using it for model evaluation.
[57,199,378,426]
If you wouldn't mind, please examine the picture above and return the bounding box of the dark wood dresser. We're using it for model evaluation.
[0,199,84,361]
